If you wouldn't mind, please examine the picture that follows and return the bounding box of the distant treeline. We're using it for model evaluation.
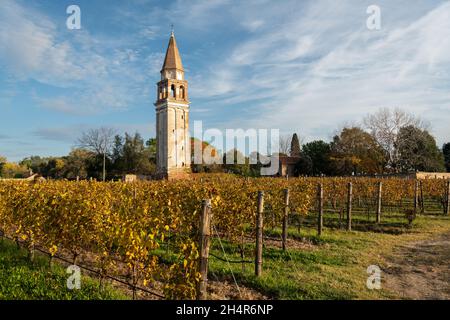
[1,108,449,179]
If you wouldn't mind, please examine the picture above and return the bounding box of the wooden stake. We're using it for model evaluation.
[317,183,323,236]
[419,181,424,214]
[28,244,35,262]
[197,199,212,300]
[255,191,264,277]
[346,182,353,231]
[414,180,419,214]
[446,180,450,215]
[282,189,289,251]
[376,182,382,223]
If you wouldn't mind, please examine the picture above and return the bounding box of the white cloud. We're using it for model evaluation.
[0,0,153,114]
[188,0,450,146]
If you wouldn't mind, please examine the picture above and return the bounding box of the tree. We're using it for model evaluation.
[302,140,333,175]
[278,135,292,156]
[146,138,157,163]
[121,133,155,175]
[296,154,313,176]
[330,127,387,175]
[443,143,450,172]
[1,162,29,178]
[223,149,251,176]
[290,133,301,157]
[111,135,124,175]
[44,158,66,179]
[395,126,445,172]
[78,127,116,181]
[363,107,426,172]
[0,156,6,176]
[63,148,93,179]
[20,156,48,175]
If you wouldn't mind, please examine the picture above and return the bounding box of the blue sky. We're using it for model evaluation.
[1,0,449,162]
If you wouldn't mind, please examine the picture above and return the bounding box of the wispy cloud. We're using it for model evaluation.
[0,0,155,115]
[187,0,450,145]
[1,0,449,162]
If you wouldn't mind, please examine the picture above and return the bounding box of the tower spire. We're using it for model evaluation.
[161,28,183,73]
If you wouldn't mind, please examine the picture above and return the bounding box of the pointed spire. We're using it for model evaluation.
[161,30,184,72]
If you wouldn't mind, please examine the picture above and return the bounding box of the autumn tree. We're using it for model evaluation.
[63,148,94,179]
[330,127,387,175]
[0,156,6,176]
[0,162,29,178]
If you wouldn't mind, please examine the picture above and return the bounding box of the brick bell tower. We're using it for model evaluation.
[155,31,191,179]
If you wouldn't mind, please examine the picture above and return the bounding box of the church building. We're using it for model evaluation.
[155,31,191,179]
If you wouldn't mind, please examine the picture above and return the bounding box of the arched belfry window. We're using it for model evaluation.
[171,84,176,98]
[180,86,185,99]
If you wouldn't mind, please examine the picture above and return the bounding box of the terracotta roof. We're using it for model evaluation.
[279,156,300,165]
[161,32,184,72]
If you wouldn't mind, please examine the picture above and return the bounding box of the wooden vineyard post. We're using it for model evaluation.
[282,189,289,251]
[28,244,35,262]
[446,181,450,216]
[317,183,324,236]
[255,191,264,277]
[419,181,424,214]
[414,180,419,215]
[197,199,212,300]
[376,182,382,223]
[346,182,353,231]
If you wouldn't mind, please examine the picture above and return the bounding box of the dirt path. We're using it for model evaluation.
[383,232,450,299]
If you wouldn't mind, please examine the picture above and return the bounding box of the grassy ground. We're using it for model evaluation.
[206,213,450,300]
[0,239,128,300]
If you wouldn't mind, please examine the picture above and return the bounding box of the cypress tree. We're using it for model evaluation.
[290,133,301,157]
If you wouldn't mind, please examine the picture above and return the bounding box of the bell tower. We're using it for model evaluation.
[155,31,191,179]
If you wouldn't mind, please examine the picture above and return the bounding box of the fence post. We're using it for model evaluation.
[282,189,289,251]
[376,182,382,223]
[28,244,35,262]
[255,191,264,277]
[318,183,323,236]
[197,199,212,300]
[346,182,353,231]
[414,180,419,214]
[446,180,450,216]
[419,181,424,214]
